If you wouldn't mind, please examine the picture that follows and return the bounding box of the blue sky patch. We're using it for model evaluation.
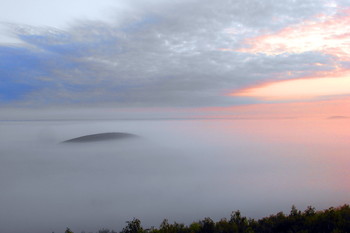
[0,46,50,101]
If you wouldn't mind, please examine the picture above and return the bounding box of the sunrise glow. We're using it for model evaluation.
[237,8,350,60]
[2,2,350,232]
[232,71,350,100]
[228,7,350,102]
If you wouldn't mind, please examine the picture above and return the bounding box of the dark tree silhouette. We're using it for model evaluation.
[121,218,144,233]
[67,204,350,233]
[65,227,74,233]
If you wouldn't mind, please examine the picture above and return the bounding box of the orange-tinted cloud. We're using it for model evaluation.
[228,8,350,101]
[237,8,350,61]
[231,68,350,101]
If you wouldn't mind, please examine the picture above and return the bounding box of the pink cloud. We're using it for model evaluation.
[227,8,350,102]
[236,8,350,61]
[230,68,350,101]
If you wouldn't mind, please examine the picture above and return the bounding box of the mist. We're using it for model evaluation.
[0,118,348,233]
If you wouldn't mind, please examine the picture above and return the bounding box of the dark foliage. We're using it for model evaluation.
[64,204,350,233]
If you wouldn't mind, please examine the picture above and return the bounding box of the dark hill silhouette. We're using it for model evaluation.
[62,132,138,143]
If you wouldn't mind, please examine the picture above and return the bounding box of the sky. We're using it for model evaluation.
[1,0,350,117]
[2,2,350,232]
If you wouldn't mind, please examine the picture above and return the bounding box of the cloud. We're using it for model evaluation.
[236,7,350,61]
[228,4,350,102]
[0,0,341,107]
[232,69,350,101]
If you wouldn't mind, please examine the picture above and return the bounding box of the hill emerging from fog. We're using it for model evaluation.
[62,132,138,143]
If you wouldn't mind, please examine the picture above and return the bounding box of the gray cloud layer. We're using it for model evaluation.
[1,0,340,107]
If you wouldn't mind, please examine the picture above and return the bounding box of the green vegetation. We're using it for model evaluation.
[65,204,350,233]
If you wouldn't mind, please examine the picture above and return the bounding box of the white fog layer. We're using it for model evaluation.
[0,119,348,233]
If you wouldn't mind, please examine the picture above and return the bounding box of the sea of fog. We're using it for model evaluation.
[0,118,349,233]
